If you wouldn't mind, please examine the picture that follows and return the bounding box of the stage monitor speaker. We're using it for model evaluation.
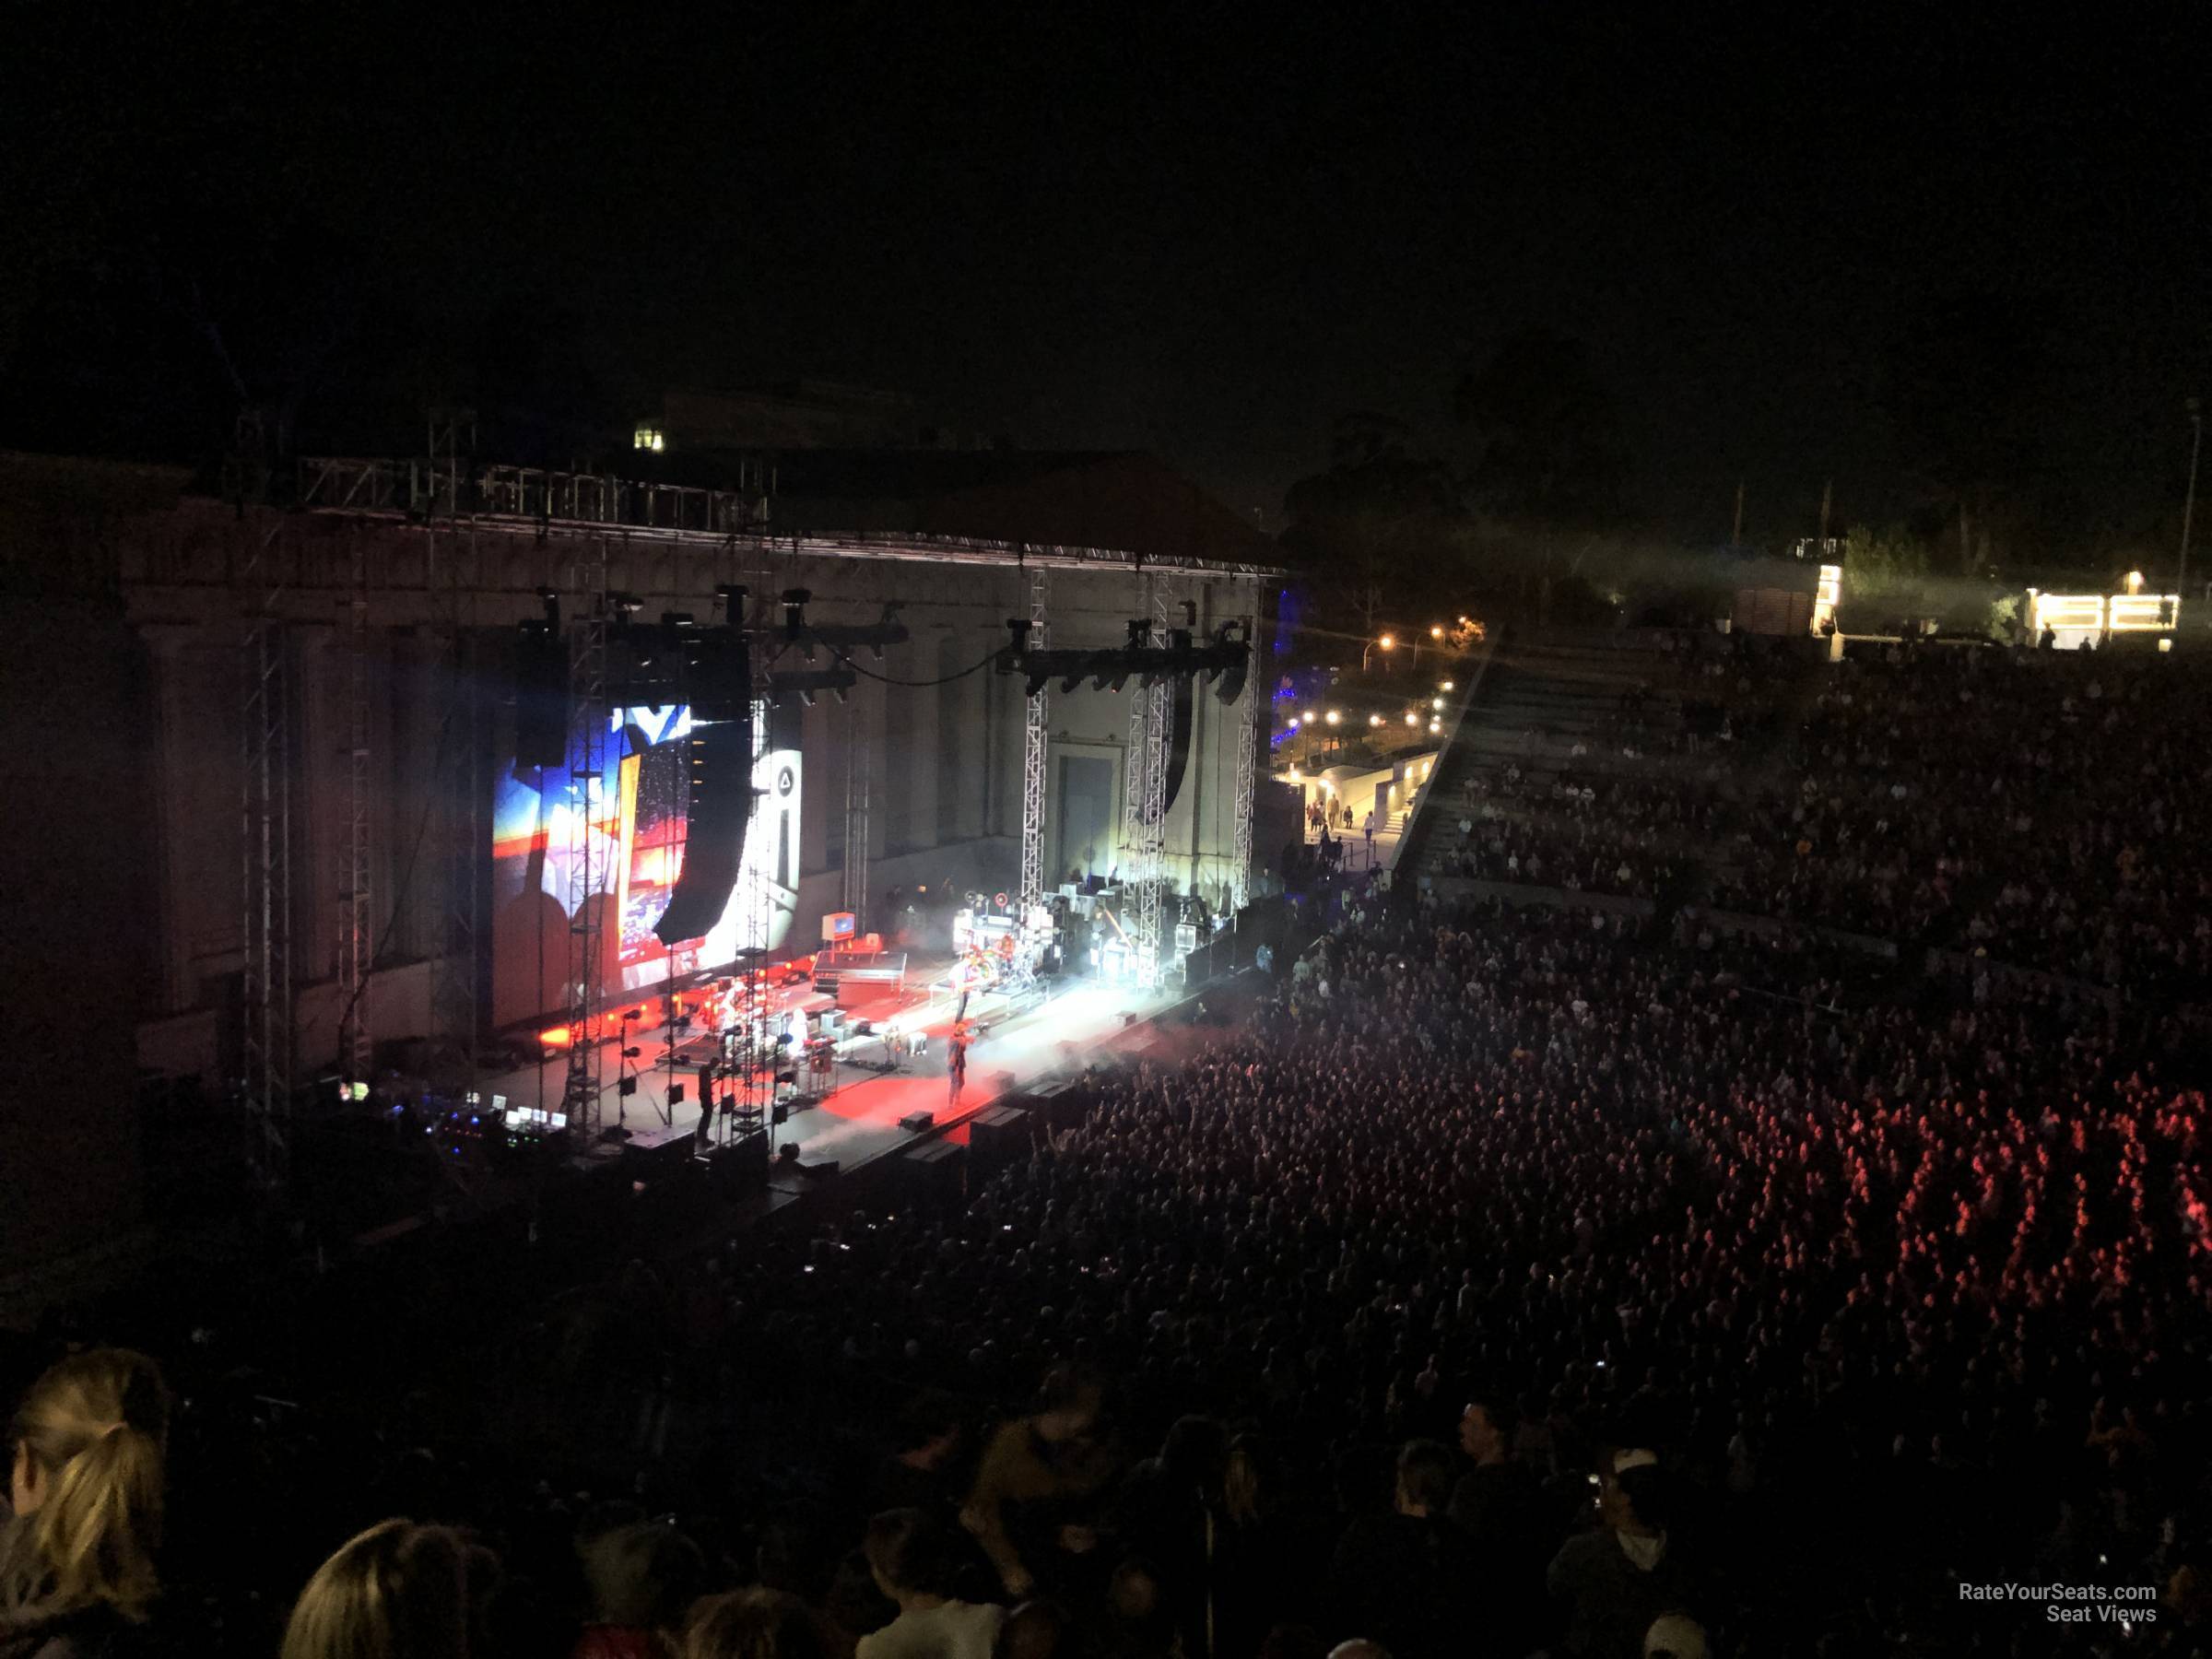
[653,714,755,944]
[898,1110,935,1134]
[897,1138,965,1197]
[514,622,571,769]
[1162,678,1195,813]
[970,1104,1030,1165]
[620,1122,696,1167]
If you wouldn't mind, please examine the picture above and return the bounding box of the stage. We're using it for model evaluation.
[478,958,1171,1177]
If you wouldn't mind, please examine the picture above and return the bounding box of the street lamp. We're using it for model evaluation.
[1362,634,1396,673]
[2183,397,2203,628]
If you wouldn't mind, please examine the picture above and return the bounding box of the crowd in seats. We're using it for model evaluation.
[1427,631,1806,904]
[1430,631,2212,1006]
[1721,645,2212,993]
[1440,766,1709,900]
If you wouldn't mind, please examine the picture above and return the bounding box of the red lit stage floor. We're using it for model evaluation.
[480,968,1169,1174]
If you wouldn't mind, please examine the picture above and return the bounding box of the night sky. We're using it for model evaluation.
[4,6,2205,545]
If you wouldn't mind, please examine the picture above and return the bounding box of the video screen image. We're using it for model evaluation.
[492,702,800,994]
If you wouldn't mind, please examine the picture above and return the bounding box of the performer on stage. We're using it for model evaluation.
[947,1024,970,1104]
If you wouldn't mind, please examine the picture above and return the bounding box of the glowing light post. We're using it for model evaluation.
[1362,633,1395,674]
[2182,396,2202,633]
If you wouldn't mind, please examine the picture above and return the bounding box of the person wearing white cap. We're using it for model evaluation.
[1546,1457,1689,1659]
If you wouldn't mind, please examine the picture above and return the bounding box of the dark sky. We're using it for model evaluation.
[4,5,2206,544]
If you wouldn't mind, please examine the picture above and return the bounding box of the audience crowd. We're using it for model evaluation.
[6,633,2212,1659]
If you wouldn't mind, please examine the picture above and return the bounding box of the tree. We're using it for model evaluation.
[1838,523,1930,607]
[1453,326,1630,527]
[1282,414,1464,639]
[1879,288,2055,573]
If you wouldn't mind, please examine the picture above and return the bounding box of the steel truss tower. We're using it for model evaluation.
[561,536,612,1141]
[427,415,484,1088]
[338,527,372,1084]
[1230,610,1259,912]
[842,706,870,927]
[741,674,776,1138]
[241,603,294,1191]
[1121,581,1174,990]
[1018,566,1050,923]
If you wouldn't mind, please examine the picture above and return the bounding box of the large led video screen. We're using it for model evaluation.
[492,702,800,1018]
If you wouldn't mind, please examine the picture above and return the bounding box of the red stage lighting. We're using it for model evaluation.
[539,1026,574,1049]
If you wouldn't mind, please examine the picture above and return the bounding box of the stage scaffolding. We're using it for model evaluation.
[427,411,485,1088]
[240,601,294,1192]
[338,524,372,1086]
[232,400,297,1194]
[561,537,612,1143]
[1136,582,1174,986]
[1018,566,1050,923]
[842,710,870,929]
[1231,609,1259,912]
[1119,580,1175,991]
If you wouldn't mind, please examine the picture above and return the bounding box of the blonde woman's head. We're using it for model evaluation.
[281,1519,475,1659]
[5,1347,170,1623]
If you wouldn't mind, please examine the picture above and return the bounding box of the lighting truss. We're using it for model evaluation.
[561,537,611,1143]
[1018,566,1050,924]
[240,600,293,1193]
[1231,610,1258,912]
[1121,607,1154,984]
[429,519,485,1088]
[1132,583,1173,989]
[842,706,870,925]
[338,525,372,1087]
[736,679,777,1146]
